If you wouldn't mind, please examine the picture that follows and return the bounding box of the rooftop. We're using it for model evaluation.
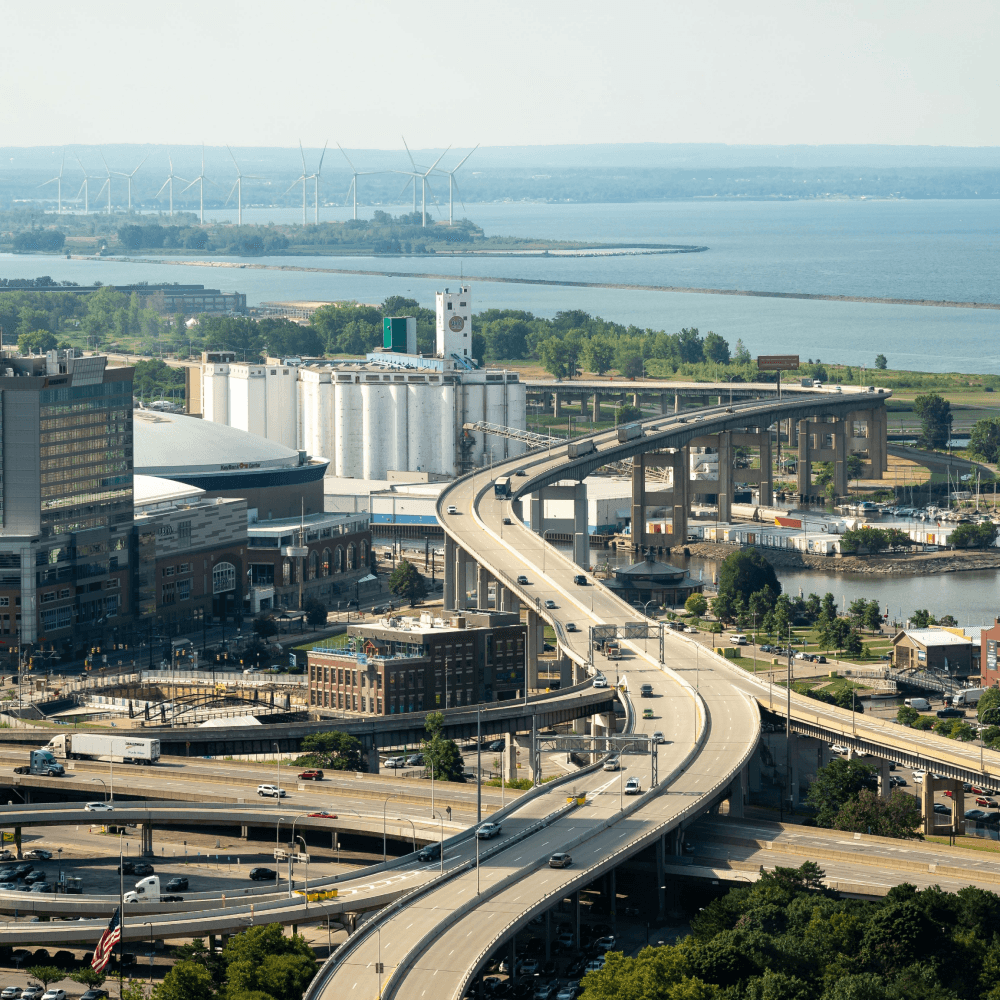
[133,475,204,508]
[901,628,972,647]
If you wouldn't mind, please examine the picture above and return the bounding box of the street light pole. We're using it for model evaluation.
[295,835,308,910]
[477,705,482,824]
[273,742,281,809]
[433,811,444,873]
[396,816,416,853]
[382,795,391,863]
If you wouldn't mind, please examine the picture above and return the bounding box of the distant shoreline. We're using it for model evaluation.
[89,254,1000,311]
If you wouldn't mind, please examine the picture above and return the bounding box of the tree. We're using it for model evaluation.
[303,599,327,628]
[69,969,107,989]
[831,788,923,840]
[875,354,888,370]
[950,522,998,549]
[717,548,781,604]
[299,730,363,770]
[388,559,427,605]
[685,593,708,617]
[806,757,876,827]
[252,614,279,639]
[538,337,572,379]
[913,393,952,450]
[844,629,864,657]
[841,527,890,555]
[702,331,731,364]
[422,711,464,781]
[27,967,65,990]
[617,353,644,379]
[581,339,615,376]
[896,706,920,727]
[614,403,642,424]
[969,417,1000,463]
[937,614,957,627]
[17,329,57,354]
[863,600,884,633]
[978,688,1000,727]
[223,924,317,1000]
[910,609,935,628]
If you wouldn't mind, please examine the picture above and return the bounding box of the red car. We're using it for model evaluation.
[308,811,338,819]
[976,796,998,808]
[298,770,324,781]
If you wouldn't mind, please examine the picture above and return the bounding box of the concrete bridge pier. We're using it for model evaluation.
[727,766,748,818]
[526,610,541,689]
[476,564,491,610]
[796,420,812,500]
[877,759,891,800]
[922,773,936,835]
[717,431,733,522]
[591,394,602,422]
[361,735,380,774]
[443,536,456,610]
[141,823,154,857]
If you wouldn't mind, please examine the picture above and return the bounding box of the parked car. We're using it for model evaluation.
[20,989,43,1000]
[934,803,952,815]
[249,867,277,881]
[594,935,616,951]
[488,740,505,751]
[2,987,23,999]
[133,863,154,877]
[382,757,405,768]
[585,958,606,973]
[976,796,999,808]
[298,770,324,781]
[815,655,828,664]
[405,754,424,766]
[256,784,286,798]
[23,871,46,884]
[548,853,572,868]
[23,850,52,861]
[0,883,15,891]
[80,992,109,1000]
[519,959,540,976]
[556,931,575,948]
[965,809,992,822]
[165,877,188,892]
[684,626,698,633]
[118,860,135,875]
[30,883,52,893]
[937,708,965,719]
[41,991,66,1000]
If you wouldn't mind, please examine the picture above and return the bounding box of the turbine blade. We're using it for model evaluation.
[401,136,417,170]
[75,179,87,199]
[316,140,328,175]
[451,144,479,173]
[343,177,355,206]
[227,144,240,172]
[425,146,451,177]
[74,153,87,174]
[181,178,200,193]
[299,139,307,172]
[225,179,239,205]
[285,178,303,195]
[154,177,171,198]
[452,176,467,212]
[396,176,413,200]
[132,153,148,176]
[337,142,357,172]
[99,150,111,175]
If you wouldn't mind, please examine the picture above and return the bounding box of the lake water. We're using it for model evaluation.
[4,199,999,371]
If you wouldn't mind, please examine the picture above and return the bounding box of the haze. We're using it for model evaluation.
[3,0,997,150]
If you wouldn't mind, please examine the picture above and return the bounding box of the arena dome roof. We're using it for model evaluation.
[133,409,304,478]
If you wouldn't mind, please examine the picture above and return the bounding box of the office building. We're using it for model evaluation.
[307,609,525,715]
[0,349,133,651]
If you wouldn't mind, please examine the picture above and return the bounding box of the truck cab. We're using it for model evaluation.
[124,875,159,904]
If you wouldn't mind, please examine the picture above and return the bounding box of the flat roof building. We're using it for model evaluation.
[892,627,974,678]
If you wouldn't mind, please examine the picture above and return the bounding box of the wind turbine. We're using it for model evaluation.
[113,154,148,213]
[286,141,309,226]
[73,155,101,214]
[337,144,378,221]
[225,146,261,226]
[154,156,189,216]
[307,141,328,224]
[400,138,450,227]
[98,152,114,214]
[39,152,65,214]
[435,145,479,225]
[181,146,216,224]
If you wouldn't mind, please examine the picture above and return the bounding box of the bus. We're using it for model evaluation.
[495,477,512,499]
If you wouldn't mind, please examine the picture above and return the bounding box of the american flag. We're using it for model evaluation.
[91,906,122,972]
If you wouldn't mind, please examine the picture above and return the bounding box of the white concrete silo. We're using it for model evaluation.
[202,364,231,425]
[362,381,392,479]
[389,383,408,473]
[407,382,431,473]
[438,382,457,477]
[335,379,362,478]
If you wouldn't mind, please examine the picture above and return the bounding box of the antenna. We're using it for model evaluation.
[39,151,66,214]
[154,155,189,217]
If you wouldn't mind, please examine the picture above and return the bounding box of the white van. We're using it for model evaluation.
[905,697,931,711]
[729,634,748,645]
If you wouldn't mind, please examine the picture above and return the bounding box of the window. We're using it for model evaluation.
[162,582,176,605]
[335,547,344,573]
[282,559,291,586]
[177,580,191,601]
[178,563,191,574]
[178,520,191,545]
[59,589,70,599]
[0,598,8,608]
[213,561,236,595]
[308,550,318,581]
[321,548,331,577]
[163,566,175,577]
[347,543,356,570]
[41,592,55,604]
[360,539,368,565]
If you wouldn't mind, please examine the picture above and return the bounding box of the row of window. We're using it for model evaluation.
[41,428,131,446]
[162,580,192,604]
[41,487,131,510]
[41,462,131,485]
[162,563,192,578]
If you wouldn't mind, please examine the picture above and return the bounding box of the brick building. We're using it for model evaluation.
[307,609,525,715]
[981,619,1000,688]
[892,627,974,679]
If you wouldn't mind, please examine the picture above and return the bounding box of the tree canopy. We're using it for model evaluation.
[298,731,363,771]
[717,548,781,605]
[422,711,464,781]
[913,393,953,450]
[805,757,877,827]
[388,559,427,605]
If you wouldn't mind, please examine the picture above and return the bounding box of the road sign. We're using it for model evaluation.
[757,355,800,371]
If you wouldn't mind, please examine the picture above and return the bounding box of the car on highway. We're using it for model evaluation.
[249,867,277,881]
[573,575,587,586]
[308,811,338,819]
[23,850,51,861]
[517,575,529,585]
[257,784,286,797]
[652,731,666,744]
[976,796,999,808]
[477,821,503,840]
[603,757,620,771]
[446,505,458,515]
[566,623,578,632]
[502,517,513,525]
[84,801,113,812]
[40,991,66,1000]
[544,600,557,609]
[417,842,441,862]
[624,777,641,795]
[592,676,608,688]
[642,708,654,719]
[297,769,324,781]
[548,853,572,869]
[165,877,188,892]
[639,684,653,697]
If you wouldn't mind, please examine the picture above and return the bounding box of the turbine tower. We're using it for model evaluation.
[225,146,260,226]
[286,141,310,225]
[39,152,65,214]
[154,156,189,216]
[113,154,148,213]
[400,138,450,227]
[73,155,101,214]
[308,141,328,224]
[436,145,479,225]
[98,152,114,214]
[181,146,215,224]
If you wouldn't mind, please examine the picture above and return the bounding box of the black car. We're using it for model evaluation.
[937,708,966,719]
[249,867,277,881]
[488,740,505,752]
[29,883,52,893]
[165,877,188,892]
[161,895,184,902]
[81,991,110,1000]
[23,871,46,884]
[417,843,441,862]
[117,861,135,875]
[133,863,155,877]
[12,864,32,879]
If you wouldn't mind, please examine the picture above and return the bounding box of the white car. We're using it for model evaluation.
[830,745,848,756]
[603,758,620,771]
[383,757,406,768]
[624,777,641,795]
[584,957,606,972]
[41,991,66,1000]
[256,784,286,798]
[477,821,503,839]
[684,626,698,633]
[592,676,608,689]
[84,801,113,812]
[446,505,458,515]
[912,770,926,784]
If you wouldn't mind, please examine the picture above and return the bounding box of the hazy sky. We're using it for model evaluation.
[3,0,997,149]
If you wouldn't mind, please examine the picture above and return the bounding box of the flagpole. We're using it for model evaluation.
[119,831,125,997]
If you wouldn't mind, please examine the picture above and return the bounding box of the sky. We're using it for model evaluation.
[2,0,997,151]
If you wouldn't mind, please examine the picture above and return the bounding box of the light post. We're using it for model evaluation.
[294,835,309,910]
[276,814,287,854]
[143,920,154,984]
[396,816,416,853]
[381,795,391,863]
[432,811,445,873]
[273,742,281,809]
[92,777,108,804]
[476,826,481,895]
[430,759,435,820]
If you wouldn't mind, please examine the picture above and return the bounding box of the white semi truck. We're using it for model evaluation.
[44,734,160,765]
